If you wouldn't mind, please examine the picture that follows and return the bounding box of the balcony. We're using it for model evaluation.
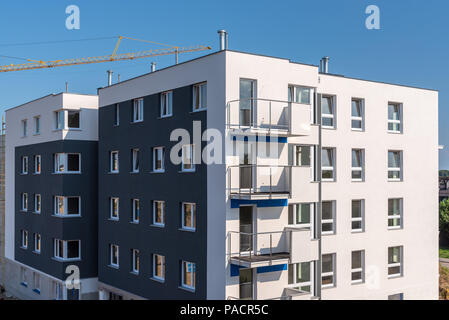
[227,228,318,268]
[227,288,317,300]
[226,98,311,137]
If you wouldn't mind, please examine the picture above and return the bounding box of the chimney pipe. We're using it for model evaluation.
[107,70,113,86]
[117,74,121,83]
[65,82,69,93]
[151,62,156,72]
[321,57,330,74]
[217,30,228,51]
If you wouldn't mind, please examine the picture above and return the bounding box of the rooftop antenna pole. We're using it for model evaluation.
[118,74,121,83]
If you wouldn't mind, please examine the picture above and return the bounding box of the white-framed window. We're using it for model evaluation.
[388,151,402,181]
[21,230,28,249]
[34,233,41,253]
[20,267,28,287]
[351,149,364,181]
[193,83,207,111]
[110,197,119,220]
[133,98,144,123]
[321,95,335,128]
[153,201,165,226]
[288,203,312,228]
[110,244,119,268]
[182,144,195,172]
[351,200,364,232]
[54,239,81,261]
[153,147,165,173]
[160,91,173,117]
[181,261,196,290]
[288,262,312,293]
[22,119,28,137]
[388,103,402,133]
[110,151,119,173]
[321,253,336,288]
[132,199,140,223]
[52,281,63,300]
[54,153,81,173]
[153,254,165,281]
[291,145,311,167]
[67,110,80,129]
[351,99,364,130]
[54,196,81,217]
[322,201,335,235]
[288,85,311,105]
[33,273,41,294]
[34,155,41,174]
[55,110,64,130]
[34,194,41,214]
[21,193,28,211]
[131,149,139,173]
[388,198,403,229]
[388,246,403,278]
[322,148,335,181]
[34,116,40,135]
[131,249,140,274]
[114,103,120,126]
[182,203,196,231]
[351,250,365,284]
[21,156,28,174]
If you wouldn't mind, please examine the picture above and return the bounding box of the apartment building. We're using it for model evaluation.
[96,43,438,300]
[4,93,99,300]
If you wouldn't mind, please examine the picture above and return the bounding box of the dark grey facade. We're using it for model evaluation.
[15,140,98,280]
[98,84,208,299]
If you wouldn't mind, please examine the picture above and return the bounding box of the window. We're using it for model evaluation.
[110,197,119,220]
[33,273,41,294]
[153,147,165,172]
[321,253,336,288]
[160,91,173,117]
[288,86,311,104]
[182,145,195,172]
[322,201,335,235]
[114,104,120,125]
[132,199,140,223]
[52,281,63,300]
[388,246,403,277]
[351,99,364,130]
[131,149,139,173]
[351,149,364,181]
[288,262,312,293]
[133,98,144,122]
[153,201,165,226]
[34,194,41,214]
[388,199,403,229]
[153,254,165,281]
[131,249,140,274]
[110,244,119,268]
[54,239,81,260]
[110,151,119,173]
[288,203,312,227]
[21,193,28,211]
[21,156,28,174]
[388,293,404,300]
[182,203,196,231]
[181,261,196,290]
[388,151,402,181]
[388,103,402,133]
[321,95,335,128]
[34,155,41,174]
[351,250,365,284]
[22,119,28,137]
[34,116,40,135]
[55,110,64,130]
[34,233,41,253]
[351,200,364,232]
[67,111,80,129]
[291,145,311,167]
[21,230,28,249]
[322,148,335,181]
[54,153,81,173]
[20,267,28,287]
[54,196,81,216]
[193,83,207,111]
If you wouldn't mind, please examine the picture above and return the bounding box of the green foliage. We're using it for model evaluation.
[440,199,449,237]
[440,170,449,177]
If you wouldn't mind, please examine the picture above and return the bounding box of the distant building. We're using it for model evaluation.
[440,177,449,202]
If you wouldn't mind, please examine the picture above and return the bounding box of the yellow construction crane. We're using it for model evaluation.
[0,36,211,73]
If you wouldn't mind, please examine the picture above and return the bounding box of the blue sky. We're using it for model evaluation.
[1,0,448,167]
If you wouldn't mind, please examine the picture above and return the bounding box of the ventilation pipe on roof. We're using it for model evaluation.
[218,30,228,51]
[320,57,330,73]
[107,70,113,86]
[151,62,156,72]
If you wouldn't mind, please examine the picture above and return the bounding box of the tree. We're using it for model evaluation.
[440,199,449,239]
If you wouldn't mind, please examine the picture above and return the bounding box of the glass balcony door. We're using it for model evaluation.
[239,268,253,300]
[239,206,253,253]
[239,79,257,127]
